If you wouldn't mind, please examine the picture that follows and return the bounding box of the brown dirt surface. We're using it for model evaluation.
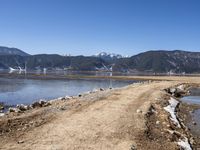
[0,76,200,150]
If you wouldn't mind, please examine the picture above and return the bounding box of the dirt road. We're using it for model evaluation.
[0,78,196,150]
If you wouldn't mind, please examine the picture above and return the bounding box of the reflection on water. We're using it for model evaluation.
[5,69,116,76]
[0,77,134,106]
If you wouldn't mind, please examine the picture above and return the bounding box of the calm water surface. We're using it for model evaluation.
[0,77,135,106]
[181,96,200,105]
[181,87,200,136]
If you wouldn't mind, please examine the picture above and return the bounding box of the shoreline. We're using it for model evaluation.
[178,98,200,149]
[1,72,200,82]
[0,76,200,149]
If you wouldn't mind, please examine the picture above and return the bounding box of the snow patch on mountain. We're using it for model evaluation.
[94,52,129,59]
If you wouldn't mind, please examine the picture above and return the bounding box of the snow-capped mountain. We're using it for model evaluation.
[1,46,200,73]
[94,52,127,59]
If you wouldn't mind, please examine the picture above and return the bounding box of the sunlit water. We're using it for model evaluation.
[0,77,135,106]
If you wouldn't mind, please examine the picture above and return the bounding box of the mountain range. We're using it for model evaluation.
[0,46,29,56]
[113,50,200,73]
[0,46,200,74]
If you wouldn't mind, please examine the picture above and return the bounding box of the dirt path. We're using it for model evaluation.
[0,81,179,150]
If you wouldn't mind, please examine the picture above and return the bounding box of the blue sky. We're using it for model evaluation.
[0,0,200,56]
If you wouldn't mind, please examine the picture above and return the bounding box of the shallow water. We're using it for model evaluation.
[0,77,135,106]
[181,88,200,136]
[190,109,200,136]
[181,96,200,105]
[181,87,200,104]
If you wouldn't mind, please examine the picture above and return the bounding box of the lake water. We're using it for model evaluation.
[181,87,200,136]
[181,87,200,104]
[181,96,200,105]
[0,77,135,106]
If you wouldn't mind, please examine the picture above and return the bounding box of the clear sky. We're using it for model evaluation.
[0,0,200,56]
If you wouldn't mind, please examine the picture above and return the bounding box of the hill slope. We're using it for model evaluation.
[0,54,106,71]
[114,50,200,73]
[0,46,29,56]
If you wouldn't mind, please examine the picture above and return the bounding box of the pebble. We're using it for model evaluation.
[0,113,5,117]
[58,97,65,101]
[136,109,142,113]
[130,144,137,150]
[190,137,195,145]
[0,105,4,110]
[32,100,51,108]
[189,110,194,114]
[156,121,160,125]
[192,121,197,125]
[65,96,71,100]
[100,88,104,91]
[17,104,28,111]
[17,140,24,144]
[167,124,171,128]
[9,107,20,113]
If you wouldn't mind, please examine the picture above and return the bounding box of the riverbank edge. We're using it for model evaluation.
[163,83,200,149]
[0,72,199,81]
[177,84,200,149]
